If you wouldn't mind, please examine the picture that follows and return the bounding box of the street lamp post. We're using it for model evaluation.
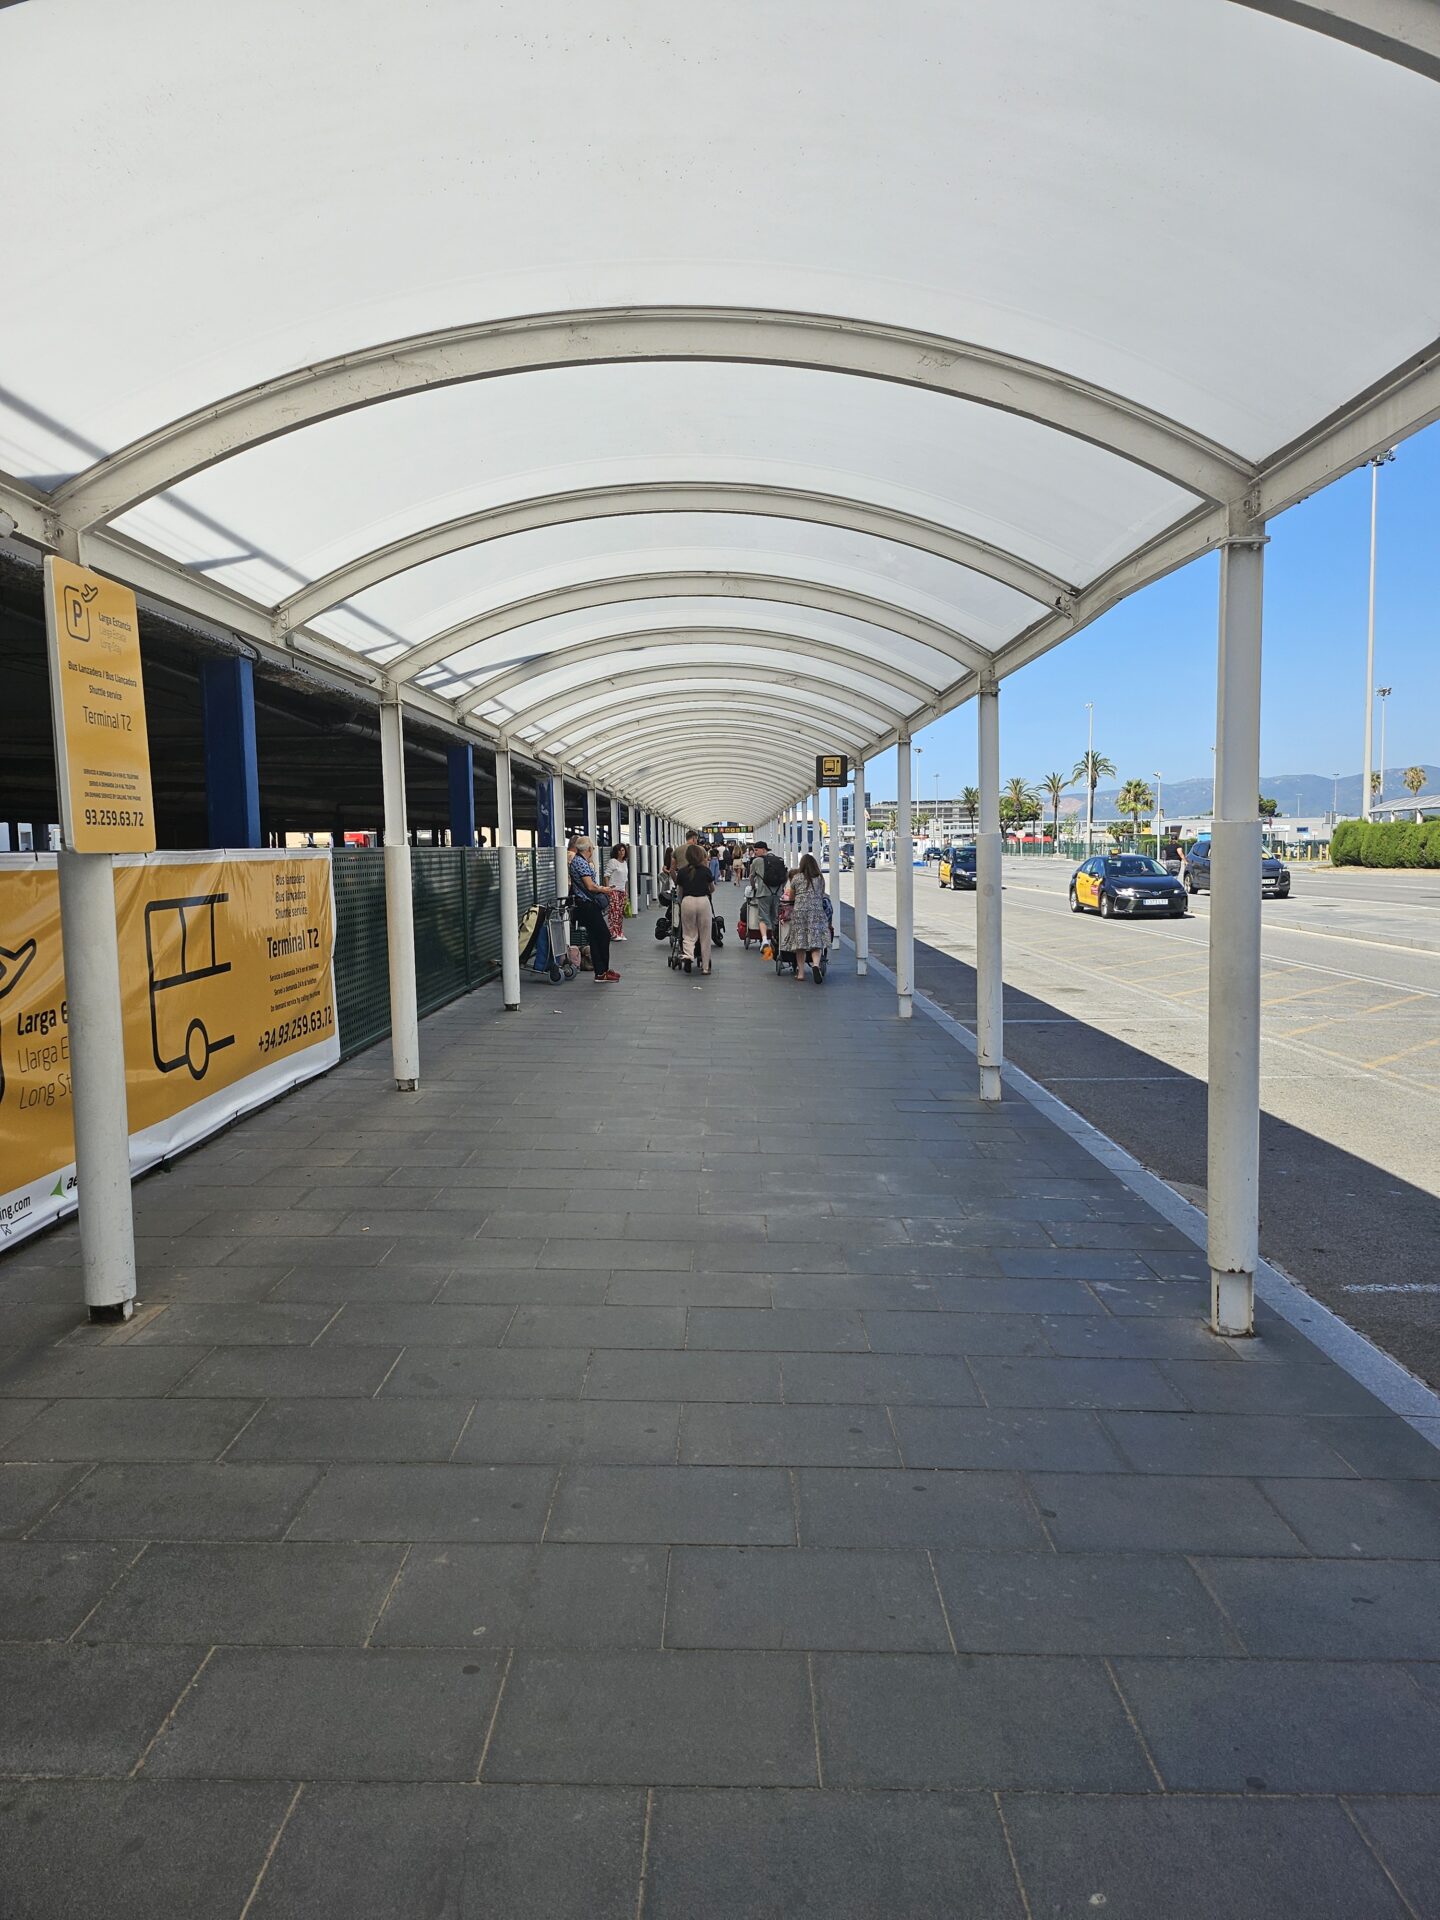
[1376,687,1392,811]
[1362,450,1394,821]
[1154,772,1163,859]
[1084,701,1094,853]
[1332,771,1341,823]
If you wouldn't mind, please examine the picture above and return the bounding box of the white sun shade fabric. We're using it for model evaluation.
[3,0,1438,822]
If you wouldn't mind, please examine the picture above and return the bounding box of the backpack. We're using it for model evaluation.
[762,853,787,890]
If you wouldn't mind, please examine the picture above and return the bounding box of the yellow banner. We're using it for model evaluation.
[1,855,337,1240]
[44,557,156,854]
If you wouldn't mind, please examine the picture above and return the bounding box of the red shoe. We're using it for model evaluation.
[595,969,621,982]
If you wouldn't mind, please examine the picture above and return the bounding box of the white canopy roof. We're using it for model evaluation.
[4,0,1438,822]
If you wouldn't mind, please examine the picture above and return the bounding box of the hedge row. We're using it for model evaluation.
[1330,819,1440,868]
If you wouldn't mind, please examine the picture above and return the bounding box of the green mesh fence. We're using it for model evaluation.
[331,845,537,1060]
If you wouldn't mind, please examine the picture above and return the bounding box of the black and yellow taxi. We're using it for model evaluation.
[938,844,977,890]
[1070,854,1187,919]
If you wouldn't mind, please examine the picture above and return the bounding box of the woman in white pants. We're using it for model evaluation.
[674,843,715,975]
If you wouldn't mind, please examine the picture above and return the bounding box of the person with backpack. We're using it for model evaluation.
[748,839,787,959]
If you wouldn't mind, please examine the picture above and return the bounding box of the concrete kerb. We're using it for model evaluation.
[841,934,1440,1449]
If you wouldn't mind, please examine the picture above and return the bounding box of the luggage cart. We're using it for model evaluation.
[518,901,577,983]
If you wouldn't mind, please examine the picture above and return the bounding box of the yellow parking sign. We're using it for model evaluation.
[815,754,850,788]
[44,557,156,853]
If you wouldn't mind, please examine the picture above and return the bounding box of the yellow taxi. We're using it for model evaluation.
[1070,854,1188,919]
[938,845,977,890]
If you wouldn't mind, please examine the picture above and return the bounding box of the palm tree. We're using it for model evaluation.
[1071,750,1117,841]
[1003,777,1040,838]
[1404,766,1427,798]
[1041,771,1071,844]
[960,786,980,833]
[1371,771,1383,799]
[1117,778,1155,840]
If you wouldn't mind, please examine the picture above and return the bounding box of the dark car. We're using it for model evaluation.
[1070,855,1187,919]
[939,845,977,890]
[1184,836,1290,898]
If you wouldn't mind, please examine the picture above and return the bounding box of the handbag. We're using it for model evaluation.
[654,913,671,941]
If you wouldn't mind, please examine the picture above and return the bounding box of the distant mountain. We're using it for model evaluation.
[1088,766,1440,819]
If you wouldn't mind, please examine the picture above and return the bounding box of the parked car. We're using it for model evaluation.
[938,845,977,890]
[1184,836,1290,898]
[1070,855,1187,919]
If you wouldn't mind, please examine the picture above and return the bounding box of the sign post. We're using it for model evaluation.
[43,558,155,1319]
[815,753,850,789]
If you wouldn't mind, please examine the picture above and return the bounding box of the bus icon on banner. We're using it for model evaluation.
[144,893,236,1081]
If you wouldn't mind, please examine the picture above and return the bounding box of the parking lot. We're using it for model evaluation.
[840,862,1440,1386]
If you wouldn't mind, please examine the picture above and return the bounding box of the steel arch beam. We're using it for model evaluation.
[1230,0,1440,82]
[390,571,991,684]
[582,741,827,792]
[443,625,936,718]
[625,764,805,811]
[272,481,1076,628]
[564,710,873,782]
[510,666,907,754]
[570,718,869,780]
[49,306,1252,531]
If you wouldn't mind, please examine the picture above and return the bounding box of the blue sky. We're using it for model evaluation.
[864,419,1438,802]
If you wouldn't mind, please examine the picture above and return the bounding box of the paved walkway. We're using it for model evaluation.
[2,893,1439,1917]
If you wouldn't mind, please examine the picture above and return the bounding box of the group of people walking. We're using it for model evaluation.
[564,829,833,986]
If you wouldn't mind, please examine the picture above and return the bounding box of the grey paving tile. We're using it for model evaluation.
[288,1464,555,1542]
[548,1467,794,1545]
[860,1311,1051,1356]
[0,1780,296,1920]
[1087,1278,1209,1318]
[540,1240,679,1272]
[228,1398,473,1463]
[1103,1412,1357,1477]
[606,1271,772,1308]
[381,1347,590,1399]
[485,1650,817,1785]
[34,1463,319,1541]
[317,1304,513,1346]
[0,1347,212,1398]
[1317,1417,1440,1479]
[644,1787,1025,1920]
[147,1647,503,1780]
[1002,1793,1413,1920]
[454,1400,680,1466]
[0,1463,89,1537]
[769,1275,945,1311]
[782,1353,982,1406]
[133,1268,290,1302]
[0,1643,200,1774]
[0,1541,136,1640]
[934,1548,1234,1656]
[814,1653,1153,1789]
[1195,1556,1440,1658]
[374,1543,667,1649]
[795,1469,1044,1550]
[1039,1312,1240,1361]
[247,1783,645,1920]
[679,1403,899,1468]
[893,1405,1127,1472]
[173,1346,400,1398]
[1028,1472,1308,1555]
[969,1355,1187,1411]
[85,1543,404,1645]
[504,1305,686,1349]
[583,1351,782,1402]
[685,1309,866,1352]
[438,1269,612,1304]
[1347,1798,1440,1920]
[1161,1359,1386,1417]
[0,1398,259,1463]
[127,1302,335,1345]
[1117,1657,1440,1791]
[667,1546,951,1651]
[1260,1477,1440,1558]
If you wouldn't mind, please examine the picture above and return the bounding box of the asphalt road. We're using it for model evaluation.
[838,860,1440,1388]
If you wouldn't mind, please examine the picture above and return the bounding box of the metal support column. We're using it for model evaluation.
[627,805,640,915]
[853,760,868,975]
[495,747,521,1011]
[585,786,599,847]
[827,784,840,934]
[57,849,137,1318]
[976,677,1004,1103]
[895,733,914,1019]
[380,693,420,1089]
[1208,524,1267,1337]
[447,743,476,847]
[199,656,262,847]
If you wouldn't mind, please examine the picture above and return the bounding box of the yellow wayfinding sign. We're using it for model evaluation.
[43,557,156,853]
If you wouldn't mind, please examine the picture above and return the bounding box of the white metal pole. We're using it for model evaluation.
[1377,690,1389,809]
[1207,524,1267,1337]
[380,693,420,1090]
[585,786,599,846]
[1084,701,1094,852]
[609,794,621,854]
[827,783,840,946]
[895,734,914,1019]
[57,849,137,1318]
[1363,459,1379,820]
[549,773,567,854]
[495,746,521,1011]
[853,760,868,976]
[627,804,640,915]
[976,680,1004,1103]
